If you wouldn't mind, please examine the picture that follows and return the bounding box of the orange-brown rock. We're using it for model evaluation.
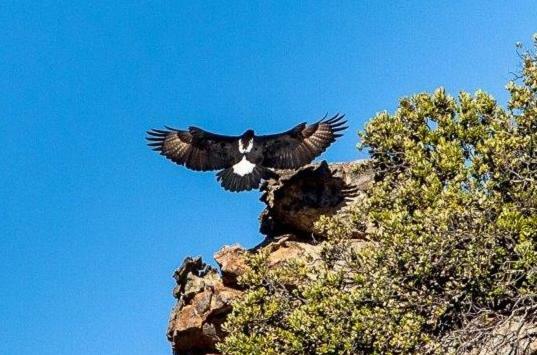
[167,161,372,354]
[214,245,249,287]
[259,160,372,238]
[167,257,241,355]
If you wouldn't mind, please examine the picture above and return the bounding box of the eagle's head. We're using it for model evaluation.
[242,129,255,140]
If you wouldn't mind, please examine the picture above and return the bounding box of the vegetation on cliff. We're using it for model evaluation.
[218,37,537,354]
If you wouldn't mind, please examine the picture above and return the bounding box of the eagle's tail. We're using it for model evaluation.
[216,165,266,192]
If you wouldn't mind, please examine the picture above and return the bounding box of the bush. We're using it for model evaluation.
[218,37,537,354]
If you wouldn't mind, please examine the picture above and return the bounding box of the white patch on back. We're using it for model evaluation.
[238,139,254,153]
[232,156,256,176]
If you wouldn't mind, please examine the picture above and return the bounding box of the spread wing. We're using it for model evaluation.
[146,126,240,171]
[258,113,347,169]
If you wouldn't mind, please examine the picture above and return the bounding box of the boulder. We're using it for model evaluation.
[167,257,241,354]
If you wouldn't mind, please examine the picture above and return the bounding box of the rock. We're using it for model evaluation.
[259,160,373,238]
[167,161,373,354]
[214,245,249,287]
[168,257,241,355]
[262,235,322,268]
[171,257,220,300]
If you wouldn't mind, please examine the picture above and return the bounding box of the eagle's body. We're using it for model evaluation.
[146,114,347,192]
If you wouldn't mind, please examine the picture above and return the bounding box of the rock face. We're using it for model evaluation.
[167,161,372,354]
[167,257,242,355]
[259,161,372,238]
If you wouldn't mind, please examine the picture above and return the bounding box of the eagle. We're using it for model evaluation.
[146,113,347,192]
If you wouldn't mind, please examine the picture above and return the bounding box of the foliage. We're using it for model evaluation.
[218,37,537,354]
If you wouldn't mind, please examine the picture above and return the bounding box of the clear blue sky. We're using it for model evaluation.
[1,2,535,354]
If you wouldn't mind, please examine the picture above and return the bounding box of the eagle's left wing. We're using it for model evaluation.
[257,113,347,169]
[146,126,240,171]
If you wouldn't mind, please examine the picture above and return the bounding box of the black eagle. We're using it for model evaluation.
[146,113,347,192]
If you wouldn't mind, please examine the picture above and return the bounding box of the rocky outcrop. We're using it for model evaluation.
[166,159,537,354]
[167,161,372,354]
[167,257,242,355]
[259,160,372,238]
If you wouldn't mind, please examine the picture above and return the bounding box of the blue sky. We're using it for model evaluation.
[1,2,535,354]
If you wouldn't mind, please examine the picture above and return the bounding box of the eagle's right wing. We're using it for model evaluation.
[146,126,240,171]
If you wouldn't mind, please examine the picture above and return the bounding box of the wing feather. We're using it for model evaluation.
[258,113,347,169]
[146,126,240,171]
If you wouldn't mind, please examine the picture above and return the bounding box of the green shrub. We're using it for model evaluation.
[218,37,537,354]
